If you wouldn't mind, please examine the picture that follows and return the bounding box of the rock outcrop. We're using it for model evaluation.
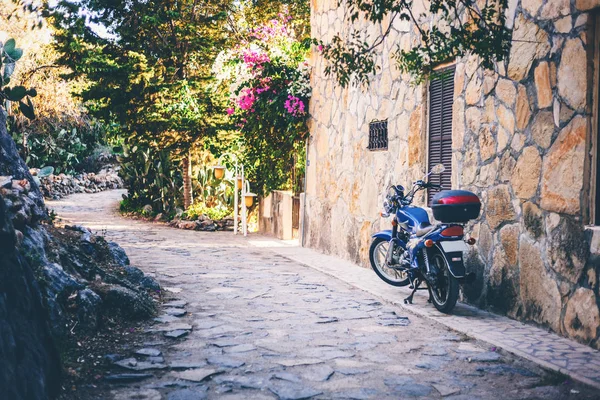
[34,167,123,200]
[0,112,46,224]
[0,195,61,400]
[0,111,158,398]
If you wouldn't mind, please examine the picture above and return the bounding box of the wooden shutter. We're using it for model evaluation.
[428,67,455,205]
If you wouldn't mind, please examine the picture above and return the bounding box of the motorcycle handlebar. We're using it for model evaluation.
[413,180,441,190]
[388,181,442,208]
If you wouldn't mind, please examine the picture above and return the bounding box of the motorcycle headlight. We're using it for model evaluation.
[383,199,395,214]
[387,186,397,198]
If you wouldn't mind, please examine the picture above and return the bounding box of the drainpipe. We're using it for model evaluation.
[301,136,309,247]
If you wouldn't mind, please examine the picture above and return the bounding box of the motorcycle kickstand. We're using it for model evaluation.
[404,279,421,305]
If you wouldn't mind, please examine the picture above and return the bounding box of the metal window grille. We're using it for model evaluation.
[368,120,388,151]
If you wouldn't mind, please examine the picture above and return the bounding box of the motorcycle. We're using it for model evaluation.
[369,164,481,314]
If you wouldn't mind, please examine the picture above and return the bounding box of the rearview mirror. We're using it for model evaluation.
[431,163,445,175]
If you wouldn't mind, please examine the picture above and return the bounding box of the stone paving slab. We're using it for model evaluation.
[47,190,600,398]
[247,236,600,390]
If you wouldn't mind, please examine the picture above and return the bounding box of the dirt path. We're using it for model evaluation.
[47,190,594,400]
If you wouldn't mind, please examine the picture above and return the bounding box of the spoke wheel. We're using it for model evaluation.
[369,238,410,287]
[429,249,459,313]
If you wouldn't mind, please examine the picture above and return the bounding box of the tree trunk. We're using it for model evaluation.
[182,152,193,210]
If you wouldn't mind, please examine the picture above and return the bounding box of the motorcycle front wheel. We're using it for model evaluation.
[428,248,459,313]
[369,237,410,287]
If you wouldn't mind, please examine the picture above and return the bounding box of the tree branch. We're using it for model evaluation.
[20,64,62,84]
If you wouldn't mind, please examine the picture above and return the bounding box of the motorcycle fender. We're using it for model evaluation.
[372,230,407,249]
[372,230,393,241]
[443,252,466,278]
[437,241,467,278]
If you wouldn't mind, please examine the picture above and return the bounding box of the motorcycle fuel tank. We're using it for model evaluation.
[396,206,430,234]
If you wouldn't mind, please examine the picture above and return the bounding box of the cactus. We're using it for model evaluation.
[118,144,184,215]
[118,147,235,217]
[195,165,234,209]
[0,38,36,119]
[37,166,54,178]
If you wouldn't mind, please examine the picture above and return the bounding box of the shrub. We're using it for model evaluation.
[10,120,111,174]
[184,202,231,221]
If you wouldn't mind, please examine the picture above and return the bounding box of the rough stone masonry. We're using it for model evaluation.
[306,0,600,349]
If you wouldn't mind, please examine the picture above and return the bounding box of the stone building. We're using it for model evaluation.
[305,0,600,348]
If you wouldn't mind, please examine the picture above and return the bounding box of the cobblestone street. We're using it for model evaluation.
[48,190,597,399]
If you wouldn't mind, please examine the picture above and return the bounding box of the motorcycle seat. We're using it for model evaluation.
[415,222,435,237]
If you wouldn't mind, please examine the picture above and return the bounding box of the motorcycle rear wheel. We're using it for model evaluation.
[369,237,410,287]
[428,248,459,313]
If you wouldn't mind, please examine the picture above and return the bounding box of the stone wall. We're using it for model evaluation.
[259,190,294,240]
[307,0,600,348]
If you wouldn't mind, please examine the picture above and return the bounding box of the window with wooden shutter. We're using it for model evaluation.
[427,67,455,205]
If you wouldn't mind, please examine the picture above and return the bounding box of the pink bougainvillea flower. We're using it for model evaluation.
[243,50,270,68]
[227,107,235,115]
[318,45,323,52]
[284,95,306,117]
[237,88,256,110]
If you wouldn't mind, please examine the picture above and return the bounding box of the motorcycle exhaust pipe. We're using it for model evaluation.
[464,272,476,283]
[458,272,477,284]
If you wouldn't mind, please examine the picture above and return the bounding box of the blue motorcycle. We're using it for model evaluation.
[369,164,481,314]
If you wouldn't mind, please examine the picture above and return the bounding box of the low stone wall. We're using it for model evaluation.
[258,190,294,240]
[33,166,123,200]
[168,216,234,231]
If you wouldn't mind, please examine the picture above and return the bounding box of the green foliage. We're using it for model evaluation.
[316,0,511,86]
[292,140,306,194]
[118,197,136,213]
[2,1,112,178]
[194,165,235,209]
[118,144,183,215]
[184,202,231,221]
[46,208,57,225]
[9,119,110,174]
[214,16,310,195]
[50,0,234,209]
[235,0,310,43]
[50,0,232,150]
[0,37,36,119]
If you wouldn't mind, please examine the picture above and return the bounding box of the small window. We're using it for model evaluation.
[368,120,388,151]
[427,67,455,205]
